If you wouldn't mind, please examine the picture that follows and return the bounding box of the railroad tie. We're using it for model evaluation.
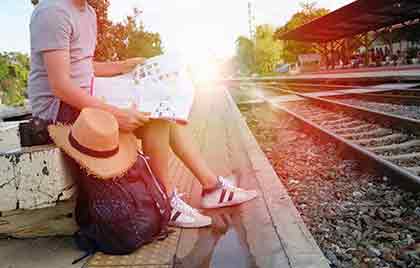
[367,140,420,154]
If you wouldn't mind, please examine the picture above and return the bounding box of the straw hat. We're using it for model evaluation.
[48,108,138,179]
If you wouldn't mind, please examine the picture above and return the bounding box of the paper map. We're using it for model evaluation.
[92,54,195,124]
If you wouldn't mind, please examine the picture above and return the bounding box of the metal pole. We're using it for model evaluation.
[248,1,257,73]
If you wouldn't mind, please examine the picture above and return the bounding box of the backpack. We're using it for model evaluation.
[19,117,53,147]
[72,153,171,264]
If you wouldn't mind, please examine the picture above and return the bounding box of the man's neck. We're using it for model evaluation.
[72,0,87,9]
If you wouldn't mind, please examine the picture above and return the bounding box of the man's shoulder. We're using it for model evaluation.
[87,4,97,19]
[32,0,72,19]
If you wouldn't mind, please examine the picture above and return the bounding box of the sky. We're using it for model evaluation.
[0,0,353,61]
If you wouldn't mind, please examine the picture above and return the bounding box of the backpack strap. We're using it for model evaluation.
[137,153,171,228]
[72,230,98,265]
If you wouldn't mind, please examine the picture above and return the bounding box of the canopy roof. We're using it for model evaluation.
[278,0,420,43]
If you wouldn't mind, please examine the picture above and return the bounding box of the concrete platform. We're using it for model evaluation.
[0,85,329,268]
[226,65,420,84]
[284,67,420,81]
[0,144,76,213]
[0,121,22,152]
[0,105,31,121]
[302,65,420,76]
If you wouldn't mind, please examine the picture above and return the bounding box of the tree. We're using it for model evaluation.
[274,1,329,63]
[86,1,163,61]
[255,25,283,75]
[235,25,283,76]
[0,52,30,106]
[86,0,115,61]
[122,9,163,59]
[235,36,255,75]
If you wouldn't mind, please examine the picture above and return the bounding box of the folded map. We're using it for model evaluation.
[91,54,195,124]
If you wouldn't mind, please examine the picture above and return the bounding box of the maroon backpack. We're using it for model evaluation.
[72,154,171,264]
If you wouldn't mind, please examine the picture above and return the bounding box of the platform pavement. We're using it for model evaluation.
[225,66,420,84]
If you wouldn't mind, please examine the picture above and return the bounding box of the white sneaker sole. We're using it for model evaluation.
[168,220,212,229]
[201,191,258,209]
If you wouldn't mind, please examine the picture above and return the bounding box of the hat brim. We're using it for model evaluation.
[48,124,138,180]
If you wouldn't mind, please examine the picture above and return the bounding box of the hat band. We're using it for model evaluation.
[68,132,119,158]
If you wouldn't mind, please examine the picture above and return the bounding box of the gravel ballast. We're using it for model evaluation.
[239,103,420,268]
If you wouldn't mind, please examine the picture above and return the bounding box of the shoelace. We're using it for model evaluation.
[172,191,199,216]
[218,176,239,191]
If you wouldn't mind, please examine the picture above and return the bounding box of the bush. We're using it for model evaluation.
[0,52,29,106]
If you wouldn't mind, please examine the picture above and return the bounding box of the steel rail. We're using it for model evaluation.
[331,93,420,103]
[262,81,420,92]
[269,102,420,188]
[251,83,420,189]
[235,79,420,91]
[243,81,420,98]
[260,84,420,134]
[240,82,420,105]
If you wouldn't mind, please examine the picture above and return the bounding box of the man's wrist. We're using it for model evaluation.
[117,60,132,74]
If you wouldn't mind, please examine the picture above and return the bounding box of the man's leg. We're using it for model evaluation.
[137,121,219,192]
[168,124,258,209]
[136,120,213,228]
[169,124,218,190]
[137,121,257,216]
[137,120,173,196]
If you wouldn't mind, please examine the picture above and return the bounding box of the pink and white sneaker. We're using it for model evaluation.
[201,176,258,209]
[169,190,212,228]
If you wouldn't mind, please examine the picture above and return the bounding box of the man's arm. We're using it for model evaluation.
[93,57,146,77]
[43,50,149,131]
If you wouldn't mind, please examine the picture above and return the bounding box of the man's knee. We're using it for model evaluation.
[146,120,172,133]
[135,120,172,140]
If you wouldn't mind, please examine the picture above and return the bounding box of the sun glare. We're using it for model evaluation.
[189,61,220,83]
[170,25,225,83]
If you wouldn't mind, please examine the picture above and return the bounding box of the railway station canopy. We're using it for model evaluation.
[278,0,420,43]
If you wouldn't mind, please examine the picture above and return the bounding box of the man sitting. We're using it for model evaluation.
[29,0,257,228]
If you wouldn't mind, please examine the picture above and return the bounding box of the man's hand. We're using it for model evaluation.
[113,105,150,132]
[93,57,147,77]
[122,57,146,72]
[43,50,150,131]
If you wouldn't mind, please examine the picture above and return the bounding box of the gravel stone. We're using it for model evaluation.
[367,246,381,257]
[239,103,420,268]
[353,191,364,198]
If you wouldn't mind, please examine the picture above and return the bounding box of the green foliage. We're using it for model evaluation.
[234,1,329,74]
[0,52,29,106]
[122,10,163,59]
[235,36,255,75]
[86,1,163,61]
[235,26,283,76]
[255,25,283,75]
[274,1,329,63]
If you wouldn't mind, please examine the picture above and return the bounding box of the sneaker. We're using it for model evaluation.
[169,190,212,228]
[201,176,258,209]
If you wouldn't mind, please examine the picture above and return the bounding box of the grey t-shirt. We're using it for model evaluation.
[28,0,97,121]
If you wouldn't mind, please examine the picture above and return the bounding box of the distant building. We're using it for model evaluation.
[298,54,321,73]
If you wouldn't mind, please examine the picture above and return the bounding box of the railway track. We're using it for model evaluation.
[247,83,420,189]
